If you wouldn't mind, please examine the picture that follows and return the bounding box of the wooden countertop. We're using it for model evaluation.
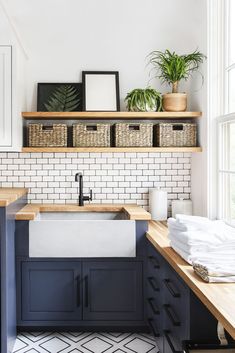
[0,188,28,207]
[146,221,235,340]
[15,203,151,221]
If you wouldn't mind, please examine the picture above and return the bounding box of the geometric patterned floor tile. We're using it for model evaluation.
[13,332,159,353]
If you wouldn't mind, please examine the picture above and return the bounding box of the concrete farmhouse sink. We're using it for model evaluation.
[29,211,136,258]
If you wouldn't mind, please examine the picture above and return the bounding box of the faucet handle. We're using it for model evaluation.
[89,189,93,202]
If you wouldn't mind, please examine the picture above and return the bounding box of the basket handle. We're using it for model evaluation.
[129,125,140,131]
[86,125,98,131]
[172,125,183,131]
[42,125,54,130]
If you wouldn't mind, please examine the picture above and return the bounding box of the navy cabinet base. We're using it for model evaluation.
[147,242,219,353]
[16,220,148,332]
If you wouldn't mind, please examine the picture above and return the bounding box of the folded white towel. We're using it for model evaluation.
[169,240,193,264]
[194,269,235,283]
[170,239,235,266]
[167,217,226,235]
[193,262,235,277]
[168,228,224,246]
[169,233,235,254]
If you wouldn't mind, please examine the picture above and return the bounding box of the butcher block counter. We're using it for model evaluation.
[0,188,28,206]
[15,203,151,221]
[146,221,235,340]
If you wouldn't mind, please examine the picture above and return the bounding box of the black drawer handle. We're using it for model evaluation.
[148,298,160,315]
[148,319,160,337]
[148,256,160,269]
[163,304,181,326]
[76,275,81,307]
[164,330,182,353]
[163,279,180,298]
[148,277,160,292]
[84,275,89,307]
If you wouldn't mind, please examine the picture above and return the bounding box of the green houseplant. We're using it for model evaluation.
[125,88,162,112]
[148,49,206,111]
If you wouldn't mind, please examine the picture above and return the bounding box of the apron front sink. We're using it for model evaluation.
[29,211,136,258]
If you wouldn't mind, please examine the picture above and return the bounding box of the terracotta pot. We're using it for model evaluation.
[162,93,187,112]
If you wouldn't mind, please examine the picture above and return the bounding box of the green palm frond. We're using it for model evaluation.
[148,49,206,92]
[44,85,80,112]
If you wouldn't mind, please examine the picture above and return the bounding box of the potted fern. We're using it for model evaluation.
[125,88,162,112]
[148,49,206,112]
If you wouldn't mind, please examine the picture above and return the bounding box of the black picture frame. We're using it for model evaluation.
[37,82,83,112]
[82,71,120,112]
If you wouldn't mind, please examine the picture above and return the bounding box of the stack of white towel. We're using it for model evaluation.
[167,214,235,283]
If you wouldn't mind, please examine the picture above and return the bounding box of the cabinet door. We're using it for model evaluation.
[0,46,12,147]
[21,261,82,322]
[83,261,143,321]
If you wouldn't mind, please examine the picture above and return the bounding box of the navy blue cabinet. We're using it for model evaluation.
[16,219,148,331]
[83,261,143,321]
[147,241,218,353]
[0,197,26,353]
[17,260,145,328]
[21,261,82,322]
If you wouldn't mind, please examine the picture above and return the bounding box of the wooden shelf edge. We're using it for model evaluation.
[22,147,202,153]
[22,111,202,119]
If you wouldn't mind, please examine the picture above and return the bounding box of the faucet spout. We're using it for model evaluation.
[75,172,92,206]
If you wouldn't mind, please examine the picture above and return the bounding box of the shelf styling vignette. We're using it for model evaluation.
[22,111,202,152]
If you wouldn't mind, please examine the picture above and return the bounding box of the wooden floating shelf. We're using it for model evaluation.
[22,147,202,153]
[22,111,202,120]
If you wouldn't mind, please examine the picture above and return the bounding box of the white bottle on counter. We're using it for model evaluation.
[172,198,193,218]
[149,188,168,221]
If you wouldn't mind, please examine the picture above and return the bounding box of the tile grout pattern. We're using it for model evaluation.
[0,152,191,211]
[13,332,159,353]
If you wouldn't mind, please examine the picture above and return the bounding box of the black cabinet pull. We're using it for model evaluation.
[148,298,160,315]
[148,256,160,269]
[164,330,182,353]
[76,275,80,307]
[84,275,89,307]
[163,279,180,298]
[148,319,160,337]
[148,277,160,292]
[163,304,181,326]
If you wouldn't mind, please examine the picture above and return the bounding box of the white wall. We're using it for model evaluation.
[0,0,207,214]
[3,0,206,110]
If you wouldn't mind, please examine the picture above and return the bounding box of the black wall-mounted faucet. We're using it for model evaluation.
[75,172,92,206]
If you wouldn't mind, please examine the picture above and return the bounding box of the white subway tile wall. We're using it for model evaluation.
[0,152,191,211]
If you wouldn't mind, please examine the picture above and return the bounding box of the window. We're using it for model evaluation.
[217,0,235,224]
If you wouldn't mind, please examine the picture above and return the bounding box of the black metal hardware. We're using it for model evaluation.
[148,298,160,315]
[75,172,93,206]
[164,304,181,326]
[148,318,160,337]
[164,330,182,353]
[76,275,80,307]
[148,255,160,269]
[84,275,89,307]
[148,277,160,292]
[163,279,180,298]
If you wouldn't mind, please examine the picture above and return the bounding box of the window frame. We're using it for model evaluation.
[208,0,235,223]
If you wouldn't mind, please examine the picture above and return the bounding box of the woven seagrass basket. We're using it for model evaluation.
[73,123,111,147]
[155,123,197,147]
[115,123,153,147]
[28,123,67,147]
